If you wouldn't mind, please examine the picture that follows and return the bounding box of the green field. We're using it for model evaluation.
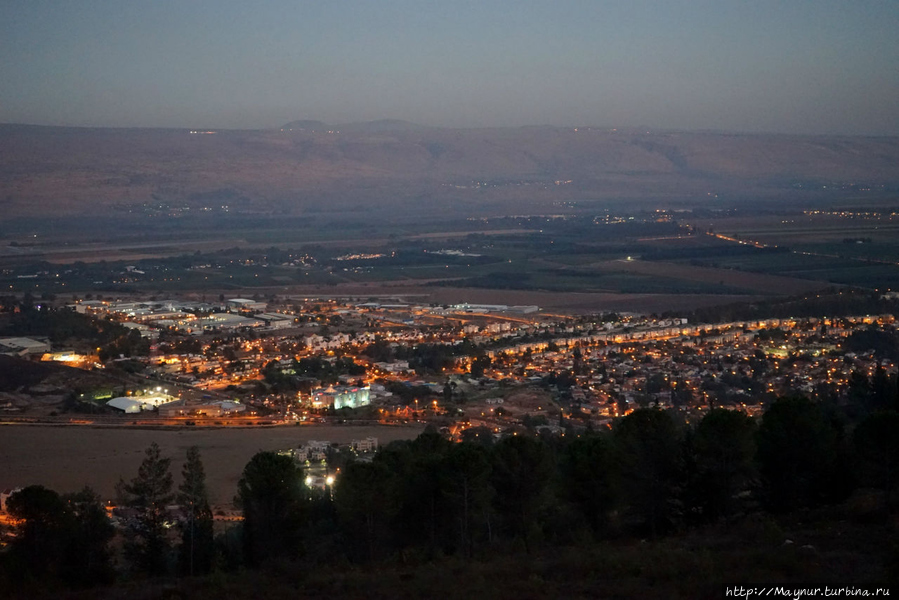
[5,210,899,297]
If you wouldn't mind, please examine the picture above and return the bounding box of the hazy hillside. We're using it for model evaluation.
[1,122,897,218]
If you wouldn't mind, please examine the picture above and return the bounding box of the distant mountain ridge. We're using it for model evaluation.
[282,119,433,133]
[281,120,329,131]
[0,122,897,219]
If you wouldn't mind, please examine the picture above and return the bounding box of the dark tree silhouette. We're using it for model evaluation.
[854,411,899,511]
[5,485,114,588]
[334,461,398,561]
[5,486,72,583]
[443,442,493,557]
[62,487,116,587]
[376,430,453,553]
[561,434,616,536]
[691,408,756,520]
[613,408,682,536]
[470,355,491,378]
[491,435,553,552]
[178,446,214,576]
[236,451,305,566]
[118,442,175,576]
[756,396,854,512]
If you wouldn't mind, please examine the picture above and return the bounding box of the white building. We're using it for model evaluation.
[107,393,177,413]
[227,298,267,312]
[0,337,51,357]
[297,440,331,462]
[311,385,371,409]
[352,437,378,453]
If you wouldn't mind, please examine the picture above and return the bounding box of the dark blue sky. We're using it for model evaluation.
[2,1,897,134]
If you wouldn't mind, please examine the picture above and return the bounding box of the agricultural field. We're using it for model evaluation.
[586,258,824,295]
[684,210,899,291]
[0,424,424,508]
[4,207,899,309]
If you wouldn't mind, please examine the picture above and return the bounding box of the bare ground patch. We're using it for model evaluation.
[0,424,424,508]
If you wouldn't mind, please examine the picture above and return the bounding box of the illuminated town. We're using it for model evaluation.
[3,294,892,438]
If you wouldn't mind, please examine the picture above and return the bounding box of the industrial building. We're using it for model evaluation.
[0,337,51,358]
[255,313,295,329]
[227,298,267,312]
[158,400,247,418]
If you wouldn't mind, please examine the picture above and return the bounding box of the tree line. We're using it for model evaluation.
[2,398,898,593]
[0,299,149,360]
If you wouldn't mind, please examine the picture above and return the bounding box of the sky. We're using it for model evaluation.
[1,1,898,135]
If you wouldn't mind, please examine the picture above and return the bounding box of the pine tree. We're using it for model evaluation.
[118,442,174,576]
[178,446,214,576]
[237,451,305,566]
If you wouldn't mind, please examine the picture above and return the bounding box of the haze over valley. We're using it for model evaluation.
[2,121,897,225]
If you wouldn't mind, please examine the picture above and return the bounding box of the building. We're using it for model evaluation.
[508,305,539,314]
[107,394,177,413]
[106,398,144,413]
[374,360,409,373]
[227,298,267,312]
[0,337,51,358]
[255,313,295,330]
[158,400,247,418]
[72,300,107,314]
[297,440,331,462]
[195,313,264,332]
[352,437,378,453]
[121,321,159,339]
[311,385,371,410]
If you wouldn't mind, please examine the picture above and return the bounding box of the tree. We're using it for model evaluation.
[178,446,214,576]
[756,396,854,512]
[375,430,453,554]
[846,370,872,415]
[62,487,116,587]
[236,451,305,566]
[561,435,616,536]
[118,442,175,576]
[5,485,72,584]
[613,408,683,537]
[470,355,491,378]
[491,435,553,552]
[871,367,899,412]
[443,380,456,404]
[690,409,756,520]
[854,411,899,511]
[5,485,114,588]
[334,461,398,562]
[460,425,496,447]
[443,443,493,557]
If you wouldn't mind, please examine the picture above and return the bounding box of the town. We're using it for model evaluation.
[2,288,898,595]
[2,292,894,439]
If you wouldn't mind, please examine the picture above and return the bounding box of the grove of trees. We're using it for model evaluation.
[3,398,899,593]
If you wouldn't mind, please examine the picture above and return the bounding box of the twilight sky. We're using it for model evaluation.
[1,1,897,135]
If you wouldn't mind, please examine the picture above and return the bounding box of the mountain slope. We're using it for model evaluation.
[0,123,897,218]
